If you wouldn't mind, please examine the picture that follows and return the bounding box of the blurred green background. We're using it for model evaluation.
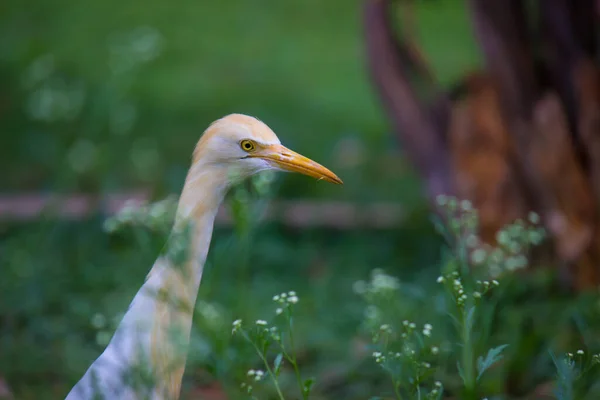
[0,0,479,201]
[5,1,589,399]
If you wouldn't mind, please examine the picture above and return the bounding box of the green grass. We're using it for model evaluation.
[4,193,600,399]
[0,211,442,399]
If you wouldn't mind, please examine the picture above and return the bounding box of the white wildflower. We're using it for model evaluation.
[232,319,242,334]
[371,269,400,292]
[528,211,540,224]
[254,370,265,381]
[365,305,379,320]
[352,280,367,294]
[461,200,472,211]
[471,248,487,264]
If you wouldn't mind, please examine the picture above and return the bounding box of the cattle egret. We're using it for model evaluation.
[65,114,342,399]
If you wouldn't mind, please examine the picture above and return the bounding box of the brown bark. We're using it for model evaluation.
[529,93,596,264]
[448,73,528,245]
[363,0,600,289]
[363,0,452,202]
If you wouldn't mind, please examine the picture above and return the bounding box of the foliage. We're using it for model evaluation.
[5,175,600,399]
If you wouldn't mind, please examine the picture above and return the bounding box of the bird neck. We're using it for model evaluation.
[65,164,232,400]
[173,163,229,282]
[143,163,229,398]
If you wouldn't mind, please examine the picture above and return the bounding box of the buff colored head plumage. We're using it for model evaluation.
[191,113,343,185]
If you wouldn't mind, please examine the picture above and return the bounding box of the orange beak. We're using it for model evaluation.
[251,144,343,185]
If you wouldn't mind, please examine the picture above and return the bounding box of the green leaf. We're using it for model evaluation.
[430,214,453,244]
[550,351,576,400]
[476,344,509,381]
[446,312,461,330]
[273,353,284,377]
[457,361,466,384]
[465,306,476,332]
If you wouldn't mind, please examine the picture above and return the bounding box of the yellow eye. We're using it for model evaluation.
[240,139,255,152]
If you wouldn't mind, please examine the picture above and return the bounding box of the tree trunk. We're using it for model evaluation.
[363,0,600,290]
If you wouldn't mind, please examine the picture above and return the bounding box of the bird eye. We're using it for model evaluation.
[240,140,255,152]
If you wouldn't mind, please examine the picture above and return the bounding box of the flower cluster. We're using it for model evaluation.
[379,324,392,334]
[370,318,441,398]
[565,349,600,364]
[231,318,281,343]
[231,319,243,334]
[353,268,400,296]
[428,381,443,399]
[247,369,265,381]
[435,195,479,239]
[273,290,299,315]
[103,196,177,233]
[423,323,432,337]
[485,213,545,276]
[372,351,386,364]
[231,291,312,399]
[437,271,499,308]
[354,269,402,332]
[239,369,266,396]
[435,194,546,279]
[195,300,223,331]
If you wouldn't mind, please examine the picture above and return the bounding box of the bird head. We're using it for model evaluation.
[191,113,343,185]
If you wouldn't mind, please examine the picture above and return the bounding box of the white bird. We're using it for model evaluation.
[65,114,342,400]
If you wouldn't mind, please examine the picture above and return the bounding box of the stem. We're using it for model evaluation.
[287,313,308,400]
[383,333,402,400]
[460,306,476,399]
[391,374,402,400]
[243,331,286,400]
[253,343,286,400]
